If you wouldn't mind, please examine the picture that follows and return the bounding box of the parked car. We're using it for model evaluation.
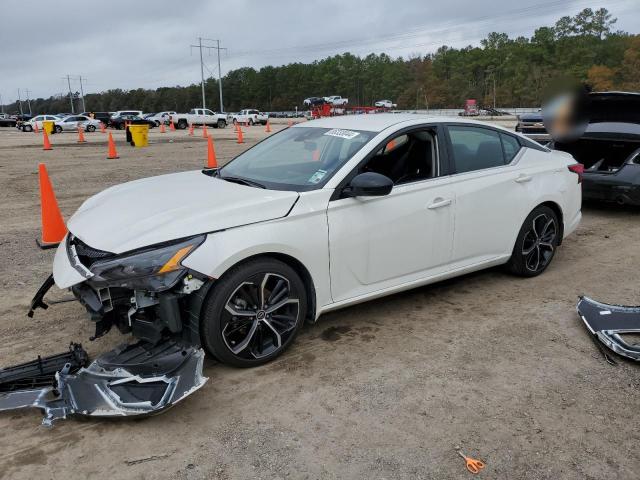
[110,110,144,120]
[35,114,581,370]
[170,108,227,129]
[515,110,549,142]
[324,95,348,106]
[375,100,397,109]
[81,112,112,126]
[145,111,177,126]
[232,109,268,126]
[20,114,60,132]
[550,91,640,206]
[54,115,102,133]
[109,114,156,130]
[0,114,17,127]
[303,97,326,107]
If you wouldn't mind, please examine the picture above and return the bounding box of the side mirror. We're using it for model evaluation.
[343,172,393,198]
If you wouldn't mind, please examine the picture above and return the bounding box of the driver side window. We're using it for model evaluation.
[361,129,437,185]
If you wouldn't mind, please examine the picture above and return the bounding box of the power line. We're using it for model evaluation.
[190,37,227,111]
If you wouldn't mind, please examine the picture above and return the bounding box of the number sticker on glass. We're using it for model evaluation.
[308,169,327,184]
[324,129,360,140]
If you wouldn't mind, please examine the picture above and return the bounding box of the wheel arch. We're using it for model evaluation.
[206,252,317,324]
[537,200,564,245]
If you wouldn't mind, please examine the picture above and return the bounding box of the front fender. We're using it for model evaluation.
[182,191,332,310]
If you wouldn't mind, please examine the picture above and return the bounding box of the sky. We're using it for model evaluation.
[1,0,639,105]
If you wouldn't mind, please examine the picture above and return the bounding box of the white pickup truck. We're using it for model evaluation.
[324,95,348,106]
[232,109,268,126]
[169,108,228,129]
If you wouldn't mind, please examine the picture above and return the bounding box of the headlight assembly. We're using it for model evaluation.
[88,235,205,291]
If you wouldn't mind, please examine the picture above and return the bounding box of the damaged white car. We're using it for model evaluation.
[7,114,582,424]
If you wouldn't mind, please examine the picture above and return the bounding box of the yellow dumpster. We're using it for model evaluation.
[128,124,149,147]
[42,120,55,135]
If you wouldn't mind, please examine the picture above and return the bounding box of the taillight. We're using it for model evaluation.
[568,163,584,183]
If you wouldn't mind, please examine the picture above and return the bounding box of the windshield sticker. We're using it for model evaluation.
[324,129,360,140]
[308,169,327,184]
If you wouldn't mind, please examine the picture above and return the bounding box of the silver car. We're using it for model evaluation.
[54,115,102,133]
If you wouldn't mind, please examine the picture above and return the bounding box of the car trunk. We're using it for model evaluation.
[554,137,640,173]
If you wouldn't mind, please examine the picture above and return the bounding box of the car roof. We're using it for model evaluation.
[294,113,506,133]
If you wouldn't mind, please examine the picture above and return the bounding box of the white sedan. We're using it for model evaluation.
[20,115,60,132]
[40,114,581,368]
[375,99,397,108]
[54,115,102,133]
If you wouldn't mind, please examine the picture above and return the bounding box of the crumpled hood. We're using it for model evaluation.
[68,171,299,254]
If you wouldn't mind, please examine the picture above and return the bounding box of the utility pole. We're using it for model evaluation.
[17,89,23,115]
[0,93,4,114]
[65,75,75,113]
[190,37,226,112]
[24,89,32,115]
[79,75,86,112]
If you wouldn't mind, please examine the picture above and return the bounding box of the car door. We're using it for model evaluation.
[445,124,533,264]
[327,126,455,303]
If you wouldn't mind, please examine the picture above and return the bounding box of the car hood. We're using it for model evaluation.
[68,171,299,254]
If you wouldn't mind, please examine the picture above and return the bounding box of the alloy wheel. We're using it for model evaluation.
[221,273,300,359]
[521,213,557,273]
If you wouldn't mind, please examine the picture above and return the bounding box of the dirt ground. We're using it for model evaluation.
[0,118,638,480]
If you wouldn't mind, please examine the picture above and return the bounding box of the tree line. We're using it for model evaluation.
[5,8,639,115]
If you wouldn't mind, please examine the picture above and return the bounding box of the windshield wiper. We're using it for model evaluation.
[220,175,266,189]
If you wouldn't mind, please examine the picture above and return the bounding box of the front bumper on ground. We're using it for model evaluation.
[0,340,207,426]
[577,296,640,361]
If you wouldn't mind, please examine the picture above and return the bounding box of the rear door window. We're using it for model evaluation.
[448,126,506,174]
[500,133,521,163]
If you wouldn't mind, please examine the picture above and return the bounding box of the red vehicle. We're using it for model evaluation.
[461,99,479,116]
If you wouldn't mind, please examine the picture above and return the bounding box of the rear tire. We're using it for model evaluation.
[177,120,188,129]
[506,205,560,277]
[87,125,96,132]
[201,258,307,368]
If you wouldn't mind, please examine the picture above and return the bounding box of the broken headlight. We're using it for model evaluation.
[88,235,205,291]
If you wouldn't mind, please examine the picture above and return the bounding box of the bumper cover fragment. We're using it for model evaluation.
[576,295,640,361]
[0,340,207,426]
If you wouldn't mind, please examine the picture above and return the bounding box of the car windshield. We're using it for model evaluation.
[219,126,376,191]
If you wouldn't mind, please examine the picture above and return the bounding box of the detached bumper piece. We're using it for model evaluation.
[577,296,640,362]
[0,340,207,426]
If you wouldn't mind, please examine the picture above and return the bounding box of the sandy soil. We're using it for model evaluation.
[0,120,638,479]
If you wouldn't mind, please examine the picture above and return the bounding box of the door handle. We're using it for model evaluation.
[515,174,532,183]
[427,198,452,210]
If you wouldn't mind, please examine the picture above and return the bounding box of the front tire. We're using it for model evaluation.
[54,125,62,133]
[217,119,226,129]
[87,125,96,132]
[201,258,307,367]
[506,205,560,277]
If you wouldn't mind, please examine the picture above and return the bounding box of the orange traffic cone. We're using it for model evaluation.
[237,125,244,144]
[170,120,176,131]
[34,122,39,133]
[107,133,119,159]
[159,123,166,133]
[287,120,293,127]
[206,136,218,168]
[188,123,194,136]
[265,120,271,133]
[202,124,208,138]
[42,130,52,151]
[100,122,106,133]
[37,163,67,249]
[77,127,86,143]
